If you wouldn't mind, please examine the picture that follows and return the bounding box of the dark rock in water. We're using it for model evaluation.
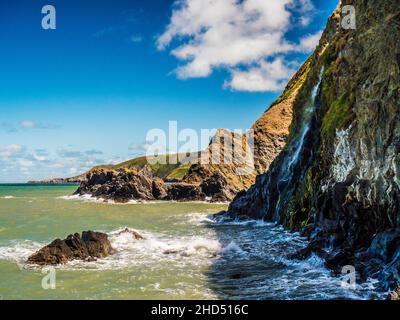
[75,167,167,202]
[114,228,144,240]
[200,171,237,202]
[166,183,205,201]
[325,249,356,275]
[356,229,400,288]
[366,229,400,262]
[27,231,115,265]
[163,249,181,255]
[289,239,328,261]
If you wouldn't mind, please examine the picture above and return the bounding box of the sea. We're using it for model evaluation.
[0,184,386,300]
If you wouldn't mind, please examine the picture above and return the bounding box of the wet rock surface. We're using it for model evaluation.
[27,231,115,265]
[114,228,144,240]
[225,0,400,291]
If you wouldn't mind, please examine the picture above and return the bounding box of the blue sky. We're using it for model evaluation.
[0,0,338,182]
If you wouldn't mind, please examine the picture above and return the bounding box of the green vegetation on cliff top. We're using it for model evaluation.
[98,153,198,180]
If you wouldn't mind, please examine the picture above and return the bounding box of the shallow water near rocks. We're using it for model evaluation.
[0,184,386,300]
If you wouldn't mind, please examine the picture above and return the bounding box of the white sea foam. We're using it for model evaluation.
[185,212,215,225]
[210,216,274,228]
[0,222,386,299]
[64,228,223,270]
[0,227,223,271]
[220,241,246,256]
[58,194,159,205]
[0,240,44,269]
[1,196,15,199]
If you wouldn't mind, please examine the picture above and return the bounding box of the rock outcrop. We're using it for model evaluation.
[252,58,310,174]
[165,171,239,202]
[166,183,205,202]
[75,167,167,202]
[74,164,238,202]
[69,66,302,203]
[27,231,115,265]
[225,0,400,291]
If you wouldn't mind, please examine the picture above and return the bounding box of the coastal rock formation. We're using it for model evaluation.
[166,183,205,201]
[114,228,144,240]
[179,81,304,200]
[251,58,310,174]
[165,171,238,202]
[43,75,299,201]
[28,174,87,184]
[225,0,400,290]
[75,167,167,202]
[74,164,238,202]
[61,67,299,202]
[27,231,114,265]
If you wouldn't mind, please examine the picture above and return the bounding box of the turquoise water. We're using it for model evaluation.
[0,185,385,300]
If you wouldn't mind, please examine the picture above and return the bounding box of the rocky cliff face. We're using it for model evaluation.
[226,0,400,290]
[75,91,302,203]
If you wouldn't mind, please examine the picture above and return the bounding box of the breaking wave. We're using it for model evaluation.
[58,194,159,205]
[0,218,387,299]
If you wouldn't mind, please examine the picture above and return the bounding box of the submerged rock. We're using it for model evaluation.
[114,228,144,240]
[27,231,115,265]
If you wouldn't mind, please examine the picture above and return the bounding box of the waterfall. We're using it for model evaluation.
[273,69,324,221]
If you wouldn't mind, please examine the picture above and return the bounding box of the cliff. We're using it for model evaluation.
[70,76,306,202]
[226,0,400,290]
[179,59,310,199]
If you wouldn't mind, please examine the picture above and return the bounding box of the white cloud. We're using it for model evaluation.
[33,154,47,161]
[225,58,295,92]
[299,16,311,27]
[18,159,34,168]
[20,120,35,129]
[157,0,318,92]
[129,142,166,153]
[69,167,78,174]
[19,120,59,130]
[0,144,24,158]
[299,30,323,52]
[0,144,107,182]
